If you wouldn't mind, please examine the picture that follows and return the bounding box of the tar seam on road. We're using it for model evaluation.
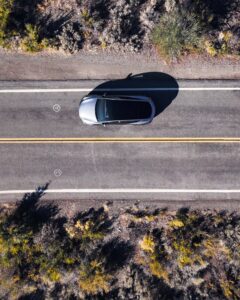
[0,137,240,143]
[0,189,240,195]
[0,87,240,93]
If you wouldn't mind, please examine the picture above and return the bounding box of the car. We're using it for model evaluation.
[79,94,155,125]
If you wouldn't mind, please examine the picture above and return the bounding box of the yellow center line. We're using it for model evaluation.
[0,137,240,143]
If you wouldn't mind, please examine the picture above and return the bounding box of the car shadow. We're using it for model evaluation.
[88,72,179,118]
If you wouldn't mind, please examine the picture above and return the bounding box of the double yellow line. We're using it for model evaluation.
[0,137,240,143]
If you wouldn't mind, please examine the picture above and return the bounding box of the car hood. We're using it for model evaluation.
[79,97,98,124]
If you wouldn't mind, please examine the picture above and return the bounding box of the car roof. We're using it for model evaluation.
[95,96,153,122]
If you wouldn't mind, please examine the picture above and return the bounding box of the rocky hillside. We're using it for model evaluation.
[0,186,239,299]
[0,0,239,58]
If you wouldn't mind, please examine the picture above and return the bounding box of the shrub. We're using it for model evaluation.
[220,279,235,300]
[204,40,217,56]
[47,268,61,282]
[203,238,232,260]
[169,219,185,228]
[171,231,208,269]
[151,8,204,59]
[20,24,48,52]
[66,206,112,245]
[0,0,13,45]
[66,219,105,241]
[139,234,155,253]
[57,22,83,53]
[139,232,169,282]
[79,260,111,295]
[149,260,169,282]
[149,259,169,282]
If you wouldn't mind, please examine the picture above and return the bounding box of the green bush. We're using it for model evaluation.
[0,0,13,45]
[20,24,48,52]
[151,9,204,60]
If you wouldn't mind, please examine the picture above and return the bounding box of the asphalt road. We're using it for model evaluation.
[0,79,240,202]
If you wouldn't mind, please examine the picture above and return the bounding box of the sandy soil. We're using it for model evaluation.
[0,47,239,80]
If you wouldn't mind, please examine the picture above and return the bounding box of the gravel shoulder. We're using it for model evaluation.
[0,48,239,80]
[1,198,240,213]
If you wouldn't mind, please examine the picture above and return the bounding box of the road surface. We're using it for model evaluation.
[0,78,239,201]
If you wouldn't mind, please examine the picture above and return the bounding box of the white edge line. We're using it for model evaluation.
[0,189,240,195]
[0,87,239,93]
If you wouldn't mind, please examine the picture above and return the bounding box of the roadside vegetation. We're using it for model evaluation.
[20,24,48,52]
[0,185,239,299]
[0,0,239,59]
[0,0,14,46]
[151,9,204,60]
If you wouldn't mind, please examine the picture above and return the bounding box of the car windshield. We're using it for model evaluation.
[95,98,151,122]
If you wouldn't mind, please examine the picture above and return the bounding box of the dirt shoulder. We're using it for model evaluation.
[0,48,239,80]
